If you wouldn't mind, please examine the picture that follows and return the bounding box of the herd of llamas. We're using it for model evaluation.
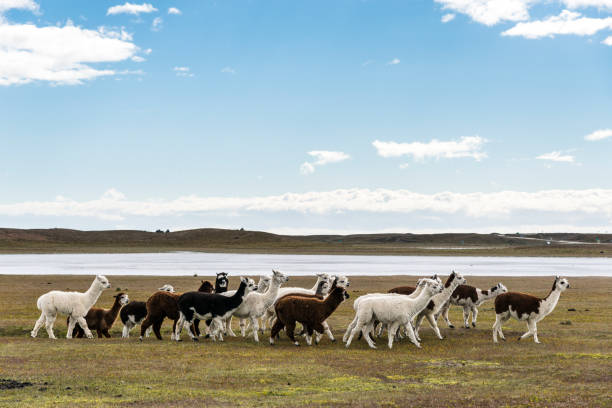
[30,271,570,347]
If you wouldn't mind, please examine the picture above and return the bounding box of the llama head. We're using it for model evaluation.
[198,281,214,293]
[494,283,508,294]
[242,277,258,294]
[316,273,331,285]
[257,275,272,292]
[272,270,289,284]
[96,275,111,289]
[429,274,442,284]
[446,271,466,287]
[332,275,350,289]
[114,293,130,306]
[554,277,570,291]
[315,280,330,296]
[425,279,444,295]
[216,273,229,289]
[158,284,175,293]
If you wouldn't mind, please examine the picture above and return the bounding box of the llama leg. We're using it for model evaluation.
[122,323,130,338]
[102,329,111,338]
[193,319,201,337]
[31,313,46,338]
[305,326,314,346]
[240,318,247,337]
[498,314,510,341]
[463,307,470,329]
[322,320,335,342]
[227,316,237,337]
[75,316,93,338]
[313,323,325,345]
[441,304,454,329]
[532,322,540,344]
[213,318,224,342]
[153,320,163,340]
[519,319,535,341]
[403,322,421,348]
[45,315,57,339]
[471,307,478,328]
[426,313,444,340]
[251,317,260,342]
[414,314,425,341]
[174,314,185,341]
[285,320,299,346]
[345,319,365,349]
[97,329,103,338]
[387,322,400,349]
[269,320,284,345]
[492,314,501,343]
[145,326,152,337]
[66,316,78,339]
[343,315,358,343]
[140,316,154,340]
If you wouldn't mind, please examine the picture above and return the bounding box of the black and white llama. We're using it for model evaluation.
[441,282,507,329]
[492,276,569,344]
[174,277,249,341]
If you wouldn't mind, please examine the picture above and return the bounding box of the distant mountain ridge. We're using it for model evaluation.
[1,227,609,247]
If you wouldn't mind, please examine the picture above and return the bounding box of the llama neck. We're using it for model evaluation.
[106,299,123,323]
[262,279,282,306]
[479,288,497,302]
[411,288,435,311]
[540,289,562,317]
[321,291,344,319]
[84,280,103,309]
[439,281,460,300]
[310,278,323,292]
[409,285,424,299]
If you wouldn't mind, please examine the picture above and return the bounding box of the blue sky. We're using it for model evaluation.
[0,0,611,234]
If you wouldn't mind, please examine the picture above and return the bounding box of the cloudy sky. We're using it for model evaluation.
[0,0,611,234]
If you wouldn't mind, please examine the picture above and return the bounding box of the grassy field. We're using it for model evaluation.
[0,274,610,407]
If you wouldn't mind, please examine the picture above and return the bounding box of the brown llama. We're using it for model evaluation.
[68,293,129,338]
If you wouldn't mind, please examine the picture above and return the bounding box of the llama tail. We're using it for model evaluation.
[36,295,44,310]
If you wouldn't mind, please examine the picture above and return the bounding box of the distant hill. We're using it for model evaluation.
[0,228,609,256]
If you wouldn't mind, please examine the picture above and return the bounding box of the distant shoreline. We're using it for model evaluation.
[1,227,610,257]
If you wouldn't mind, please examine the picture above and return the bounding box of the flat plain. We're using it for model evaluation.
[0,274,610,407]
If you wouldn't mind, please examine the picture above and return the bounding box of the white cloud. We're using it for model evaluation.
[97,26,133,41]
[151,16,163,31]
[435,0,533,26]
[2,188,612,220]
[387,58,400,65]
[373,136,487,161]
[0,19,137,86]
[173,66,193,77]
[585,128,612,141]
[144,48,152,54]
[221,66,236,74]
[300,162,315,175]
[300,151,350,175]
[107,2,157,16]
[603,35,612,45]
[168,7,181,15]
[563,0,612,10]
[131,55,145,62]
[536,151,575,162]
[441,13,456,23]
[502,10,612,39]
[0,0,38,13]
